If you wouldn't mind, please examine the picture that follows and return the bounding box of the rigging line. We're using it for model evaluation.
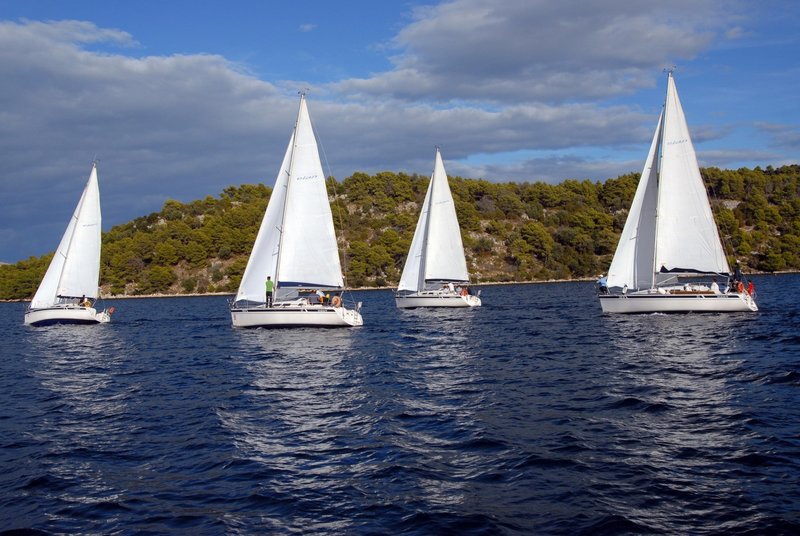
[705,172,736,273]
[308,105,351,287]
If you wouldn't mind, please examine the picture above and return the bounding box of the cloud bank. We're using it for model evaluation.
[0,0,794,261]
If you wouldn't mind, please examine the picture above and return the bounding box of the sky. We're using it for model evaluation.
[0,0,798,262]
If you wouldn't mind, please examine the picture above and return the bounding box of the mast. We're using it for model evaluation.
[273,91,306,293]
[650,68,673,289]
[417,147,439,292]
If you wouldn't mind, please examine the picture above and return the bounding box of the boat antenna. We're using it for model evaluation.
[663,65,676,76]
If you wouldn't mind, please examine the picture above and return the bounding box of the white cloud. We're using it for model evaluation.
[335,0,734,104]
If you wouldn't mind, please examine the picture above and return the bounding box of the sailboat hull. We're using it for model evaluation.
[395,291,481,308]
[599,292,757,314]
[24,306,111,326]
[230,303,363,328]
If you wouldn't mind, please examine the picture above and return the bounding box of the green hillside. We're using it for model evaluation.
[2,164,798,300]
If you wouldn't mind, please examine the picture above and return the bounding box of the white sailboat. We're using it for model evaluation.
[395,148,481,308]
[25,162,113,326]
[599,71,757,314]
[230,93,363,328]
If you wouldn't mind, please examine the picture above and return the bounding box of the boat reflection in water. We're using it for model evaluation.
[596,312,760,530]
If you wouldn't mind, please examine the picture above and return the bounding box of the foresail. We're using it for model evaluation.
[422,149,469,283]
[655,73,730,275]
[277,95,344,290]
[30,164,101,309]
[235,133,294,304]
[397,175,432,292]
[606,112,661,290]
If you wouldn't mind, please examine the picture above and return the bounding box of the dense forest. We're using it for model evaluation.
[1,164,799,300]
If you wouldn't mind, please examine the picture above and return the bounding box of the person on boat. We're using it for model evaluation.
[265,276,274,307]
[597,274,608,294]
[316,289,325,304]
[79,295,92,307]
[447,282,455,293]
[710,278,720,294]
[737,280,745,294]
[733,263,743,285]
[747,281,755,296]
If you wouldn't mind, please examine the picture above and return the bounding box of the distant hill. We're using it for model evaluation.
[1,164,798,300]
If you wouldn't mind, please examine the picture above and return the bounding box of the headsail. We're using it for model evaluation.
[655,72,729,277]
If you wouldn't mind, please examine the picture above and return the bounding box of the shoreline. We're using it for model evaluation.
[3,271,795,303]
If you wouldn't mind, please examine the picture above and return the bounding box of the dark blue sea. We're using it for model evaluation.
[1,275,799,535]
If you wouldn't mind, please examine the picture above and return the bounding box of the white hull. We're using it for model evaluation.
[25,306,111,326]
[231,301,363,328]
[599,291,757,314]
[395,291,481,309]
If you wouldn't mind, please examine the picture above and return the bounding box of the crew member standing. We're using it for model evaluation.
[265,276,274,307]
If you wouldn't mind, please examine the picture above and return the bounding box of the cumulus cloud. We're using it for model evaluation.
[336,0,734,104]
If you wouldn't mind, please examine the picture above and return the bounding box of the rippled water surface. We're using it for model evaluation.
[1,275,799,534]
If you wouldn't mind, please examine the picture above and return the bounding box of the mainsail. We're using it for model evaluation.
[606,72,729,290]
[235,94,344,304]
[30,163,102,309]
[398,148,469,292]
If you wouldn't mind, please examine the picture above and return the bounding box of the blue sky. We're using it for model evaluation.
[0,0,798,262]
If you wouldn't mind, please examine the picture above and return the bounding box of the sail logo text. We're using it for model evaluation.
[296,174,319,181]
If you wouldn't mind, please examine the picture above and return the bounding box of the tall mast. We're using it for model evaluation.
[273,91,306,291]
[417,146,439,291]
[650,68,673,288]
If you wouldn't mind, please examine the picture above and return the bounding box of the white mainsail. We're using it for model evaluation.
[398,148,469,292]
[605,72,729,290]
[30,163,102,309]
[234,94,344,304]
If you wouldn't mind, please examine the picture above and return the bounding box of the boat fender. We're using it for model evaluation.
[332,296,342,307]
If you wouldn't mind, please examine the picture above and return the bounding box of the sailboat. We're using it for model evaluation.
[395,148,481,308]
[230,93,363,328]
[25,162,113,326]
[598,71,757,314]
